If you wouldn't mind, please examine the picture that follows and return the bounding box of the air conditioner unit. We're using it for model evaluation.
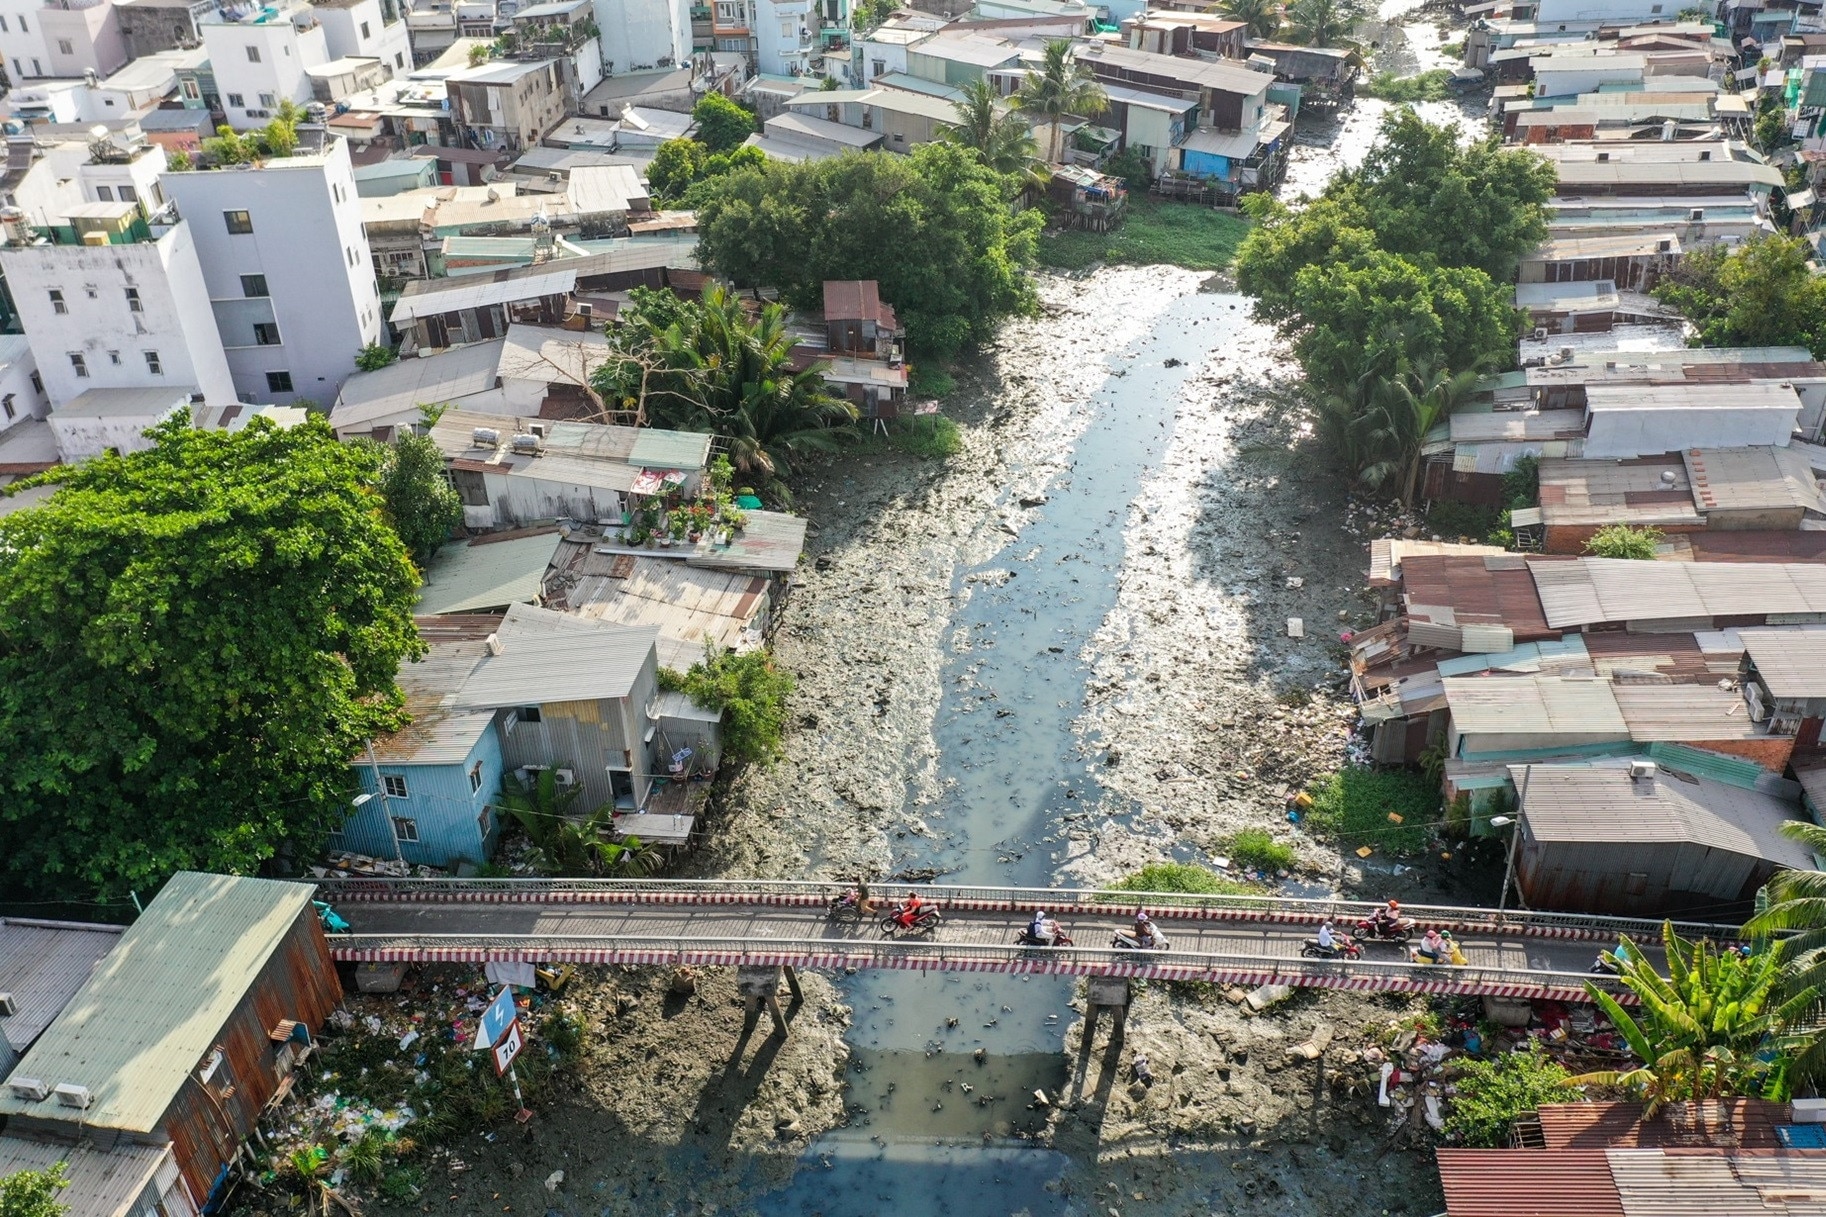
[1628,760,1658,782]
[485,632,504,657]
[53,1083,93,1109]
[1747,682,1769,722]
[547,170,562,182]
[1689,207,1704,222]
[1532,327,1549,341]
[6,1077,48,1102]
[554,768,576,788]
[471,426,501,448]
[0,992,14,1016]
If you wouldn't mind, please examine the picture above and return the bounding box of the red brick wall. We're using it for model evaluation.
[1680,737,1797,772]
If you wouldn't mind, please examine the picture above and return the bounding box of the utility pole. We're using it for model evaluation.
[1495,763,1531,914]
[366,741,406,869]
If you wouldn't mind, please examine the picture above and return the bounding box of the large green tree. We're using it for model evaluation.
[0,418,423,900]
[374,428,463,566]
[595,285,856,497]
[1220,0,1282,38]
[942,78,1040,180]
[1016,39,1108,164]
[1652,233,1826,358]
[691,92,755,153]
[690,143,1042,356]
[647,138,767,207]
[1283,0,1365,46]
[0,1164,66,1217]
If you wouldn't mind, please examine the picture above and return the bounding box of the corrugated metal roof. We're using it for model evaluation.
[1512,763,1812,866]
[456,617,657,707]
[0,873,316,1132]
[329,338,506,429]
[1607,1148,1826,1216]
[0,1134,170,1217]
[0,919,122,1051]
[1077,42,1269,96]
[1537,455,1706,529]
[1532,559,1826,629]
[415,532,562,616]
[629,428,713,471]
[1437,1148,1624,1217]
[684,509,806,574]
[1742,627,1826,698]
[1612,682,1765,741]
[1445,673,1629,736]
[1586,381,1804,414]
[1402,554,1562,639]
[370,640,494,764]
[1366,539,1508,587]
[1683,446,1826,515]
[1537,1100,1791,1150]
[496,323,608,389]
[390,265,579,324]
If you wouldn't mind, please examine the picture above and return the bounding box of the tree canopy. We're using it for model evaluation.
[1283,0,1364,47]
[690,143,1043,357]
[691,92,755,153]
[0,418,423,900]
[0,1164,67,1217]
[1652,233,1826,359]
[1016,39,1108,164]
[374,427,464,566]
[647,138,767,207]
[942,78,1040,180]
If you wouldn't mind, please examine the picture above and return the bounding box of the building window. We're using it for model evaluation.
[144,350,162,375]
[48,290,65,314]
[517,705,543,723]
[253,322,281,346]
[266,370,293,393]
[478,806,493,836]
[226,91,245,107]
[96,185,113,200]
[107,350,121,365]
[241,274,269,297]
[246,44,261,62]
[29,372,41,395]
[2,394,14,421]
[395,51,404,67]
[382,774,409,798]
[117,184,136,204]
[224,209,253,234]
[391,815,419,842]
[258,91,276,107]
[469,760,484,793]
[125,287,141,312]
[360,19,371,36]
[56,38,72,55]
[0,18,9,32]
[69,353,87,378]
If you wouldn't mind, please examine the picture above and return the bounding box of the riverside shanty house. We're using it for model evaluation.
[0,874,341,1217]
[340,605,674,863]
[801,280,909,426]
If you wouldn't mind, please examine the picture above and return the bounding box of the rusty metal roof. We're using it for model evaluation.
[1437,1148,1624,1217]
[1608,1149,1826,1216]
[1401,554,1562,640]
[1687,531,1826,563]
[1536,1101,1791,1150]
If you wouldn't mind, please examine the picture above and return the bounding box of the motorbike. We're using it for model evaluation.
[828,891,866,923]
[1300,934,1362,960]
[313,900,350,935]
[880,905,942,937]
[1112,929,1168,951]
[1354,916,1413,946]
[1588,952,1622,975]
[1015,925,1075,947]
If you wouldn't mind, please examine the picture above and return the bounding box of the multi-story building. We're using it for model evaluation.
[708,0,750,55]
[447,57,566,150]
[159,131,382,405]
[199,0,330,129]
[1,137,234,410]
[404,0,457,63]
[595,0,690,73]
[0,0,129,84]
[315,0,413,77]
[753,0,846,78]
[112,0,216,58]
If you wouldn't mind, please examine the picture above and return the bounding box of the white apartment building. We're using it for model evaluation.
[0,335,47,430]
[199,1,330,129]
[595,0,690,74]
[159,132,382,406]
[0,0,128,83]
[315,0,413,77]
[753,0,847,78]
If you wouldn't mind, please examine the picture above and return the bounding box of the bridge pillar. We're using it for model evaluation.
[736,965,789,1035]
[1085,975,1131,1045]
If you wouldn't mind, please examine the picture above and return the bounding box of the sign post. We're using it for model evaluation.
[475,986,532,1122]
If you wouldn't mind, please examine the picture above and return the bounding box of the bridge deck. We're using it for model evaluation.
[321,881,1706,1002]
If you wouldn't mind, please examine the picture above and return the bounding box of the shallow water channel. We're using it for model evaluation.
[756,290,1269,1217]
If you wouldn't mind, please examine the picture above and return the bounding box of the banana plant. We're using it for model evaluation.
[1572,921,1817,1114]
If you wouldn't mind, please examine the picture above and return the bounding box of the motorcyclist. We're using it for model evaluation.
[1134,910,1161,948]
[1413,928,1447,964]
[895,893,926,929]
[1317,919,1338,954]
[1029,909,1055,945]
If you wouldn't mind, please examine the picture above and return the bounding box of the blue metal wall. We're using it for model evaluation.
[338,729,506,868]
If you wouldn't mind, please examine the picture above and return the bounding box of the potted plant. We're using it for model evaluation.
[668,514,690,544]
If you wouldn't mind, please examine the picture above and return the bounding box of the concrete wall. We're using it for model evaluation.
[596,0,689,74]
[0,3,55,80]
[48,401,186,460]
[116,0,212,59]
[318,0,412,75]
[201,17,328,130]
[41,2,128,78]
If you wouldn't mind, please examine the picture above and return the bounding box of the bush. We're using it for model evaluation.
[1358,69,1452,102]
[1302,767,1442,856]
[1444,1047,1581,1146]
[1104,862,1253,897]
[355,342,397,372]
[1425,499,1502,542]
[890,415,960,460]
[1223,828,1296,872]
[1585,523,1662,560]
[1502,454,1539,509]
[909,365,955,399]
[657,647,794,767]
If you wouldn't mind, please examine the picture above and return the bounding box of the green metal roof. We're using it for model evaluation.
[415,532,562,616]
[0,873,316,1132]
[629,429,713,471]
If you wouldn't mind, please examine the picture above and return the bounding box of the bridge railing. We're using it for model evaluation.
[328,929,1630,999]
[314,876,1742,942]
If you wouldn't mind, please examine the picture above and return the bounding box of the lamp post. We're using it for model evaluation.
[1490,763,1533,914]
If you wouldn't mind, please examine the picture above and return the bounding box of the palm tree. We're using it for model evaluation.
[497,770,666,877]
[630,286,857,498]
[1571,923,1816,1114]
[1283,0,1365,47]
[1220,0,1282,39]
[942,78,1040,180]
[1017,39,1109,165]
[1359,363,1483,503]
[1744,820,1826,1083]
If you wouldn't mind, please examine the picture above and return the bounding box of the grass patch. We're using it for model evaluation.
[1359,69,1452,102]
[888,414,961,460]
[1302,766,1442,857]
[909,365,955,399]
[1222,828,1297,873]
[1425,499,1504,544]
[1037,196,1252,272]
[1102,861,1255,898]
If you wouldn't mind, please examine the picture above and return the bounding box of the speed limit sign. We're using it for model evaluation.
[491,1019,523,1076]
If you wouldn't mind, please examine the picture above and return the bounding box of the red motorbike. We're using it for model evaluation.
[1355,916,1413,947]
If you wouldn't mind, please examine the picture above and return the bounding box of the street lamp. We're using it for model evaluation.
[357,741,406,869]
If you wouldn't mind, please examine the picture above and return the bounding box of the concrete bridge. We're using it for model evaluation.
[314,879,1728,1003]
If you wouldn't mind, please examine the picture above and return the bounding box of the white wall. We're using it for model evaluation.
[1533,0,1678,24]
[855,32,912,85]
[0,3,54,81]
[201,16,329,129]
[0,222,235,407]
[755,0,812,77]
[49,398,187,460]
[41,1,127,79]
[1584,404,1801,458]
[0,335,47,428]
[79,145,169,211]
[595,0,688,74]
[318,0,413,76]
[160,138,382,405]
